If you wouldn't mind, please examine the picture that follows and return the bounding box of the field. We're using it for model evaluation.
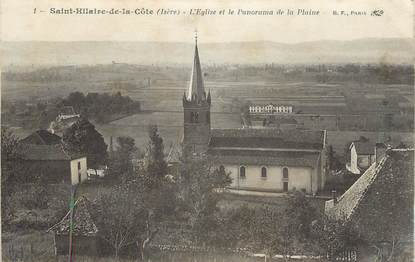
[2,65,414,180]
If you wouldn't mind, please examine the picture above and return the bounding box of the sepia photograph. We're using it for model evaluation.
[1,0,414,261]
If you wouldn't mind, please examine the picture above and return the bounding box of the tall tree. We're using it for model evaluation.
[62,117,108,168]
[107,136,137,182]
[142,125,168,188]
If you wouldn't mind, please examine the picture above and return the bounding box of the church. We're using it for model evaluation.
[182,36,327,194]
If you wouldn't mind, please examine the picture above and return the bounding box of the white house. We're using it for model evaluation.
[346,140,380,175]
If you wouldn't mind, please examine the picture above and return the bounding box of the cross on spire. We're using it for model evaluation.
[194,29,198,45]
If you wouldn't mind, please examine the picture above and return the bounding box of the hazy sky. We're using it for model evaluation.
[1,0,413,43]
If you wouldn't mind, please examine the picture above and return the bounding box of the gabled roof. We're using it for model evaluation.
[48,196,98,236]
[20,144,84,161]
[209,128,324,150]
[20,130,62,145]
[351,141,375,155]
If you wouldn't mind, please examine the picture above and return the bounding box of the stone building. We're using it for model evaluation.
[182,37,328,194]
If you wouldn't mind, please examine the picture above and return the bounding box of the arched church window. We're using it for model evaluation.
[283,167,289,179]
[261,167,267,178]
[239,166,246,179]
[206,111,210,123]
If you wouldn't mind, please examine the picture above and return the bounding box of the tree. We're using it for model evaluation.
[1,127,24,224]
[177,157,232,246]
[285,191,318,241]
[95,174,177,260]
[311,215,359,259]
[141,125,168,188]
[94,182,145,259]
[62,117,108,168]
[107,136,137,182]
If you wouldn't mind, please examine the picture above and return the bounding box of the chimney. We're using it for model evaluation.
[375,143,387,165]
[331,189,337,204]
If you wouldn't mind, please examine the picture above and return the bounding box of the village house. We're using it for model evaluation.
[325,147,414,261]
[49,106,80,135]
[19,130,88,185]
[346,139,378,175]
[48,196,109,256]
[182,37,328,194]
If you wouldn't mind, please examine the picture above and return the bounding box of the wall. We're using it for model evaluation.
[54,234,98,256]
[357,154,373,169]
[350,145,358,170]
[70,157,88,185]
[223,164,314,193]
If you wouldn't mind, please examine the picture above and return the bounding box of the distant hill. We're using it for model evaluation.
[2,38,413,69]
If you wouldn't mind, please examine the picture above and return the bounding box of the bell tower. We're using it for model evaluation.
[182,32,211,156]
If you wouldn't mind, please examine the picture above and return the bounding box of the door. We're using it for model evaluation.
[283,182,288,192]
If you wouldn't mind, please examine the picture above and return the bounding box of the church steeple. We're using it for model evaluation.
[186,31,206,102]
[182,31,211,157]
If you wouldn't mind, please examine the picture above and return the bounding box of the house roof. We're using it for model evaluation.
[352,141,375,155]
[20,144,84,161]
[326,148,414,222]
[209,128,324,150]
[20,130,62,145]
[208,149,320,167]
[48,196,98,236]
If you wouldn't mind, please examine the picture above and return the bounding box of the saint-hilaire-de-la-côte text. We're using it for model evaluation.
[49,8,154,15]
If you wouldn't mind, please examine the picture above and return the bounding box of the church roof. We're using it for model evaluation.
[208,149,320,167]
[209,128,324,150]
[20,130,62,145]
[48,196,99,236]
[186,40,206,102]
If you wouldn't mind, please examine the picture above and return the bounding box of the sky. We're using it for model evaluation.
[1,0,413,43]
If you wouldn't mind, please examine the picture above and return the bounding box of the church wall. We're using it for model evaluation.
[223,164,314,193]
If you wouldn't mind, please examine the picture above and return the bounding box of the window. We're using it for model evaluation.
[78,162,81,170]
[206,111,210,123]
[283,167,289,179]
[239,166,246,179]
[219,165,225,173]
[190,112,194,123]
[195,112,199,123]
[261,167,267,178]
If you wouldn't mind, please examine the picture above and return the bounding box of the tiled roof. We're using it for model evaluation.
[209,128,324,150]
[20,130,62,145]
[20,144,83,161]
[208,149,320,167]
[48,196,98,236]
[326,149,414,221]
[352,141,375,155]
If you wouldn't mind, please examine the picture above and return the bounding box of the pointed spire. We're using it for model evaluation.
[186,30,206,102]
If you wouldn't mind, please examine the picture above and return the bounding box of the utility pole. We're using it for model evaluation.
[68,185,76,262]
